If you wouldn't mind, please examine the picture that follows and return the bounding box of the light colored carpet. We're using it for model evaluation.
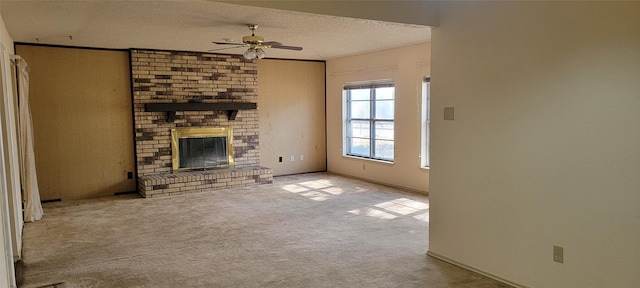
[18,172,510,288]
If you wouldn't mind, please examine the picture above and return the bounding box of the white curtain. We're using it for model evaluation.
[16,59,43,222]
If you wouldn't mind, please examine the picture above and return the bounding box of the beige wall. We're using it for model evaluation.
[0,14,13,55]
[429,2,640,287]
[258,59,326,176]
[16,45,136,200]
[326,43,430,193]
[0,13,14,288]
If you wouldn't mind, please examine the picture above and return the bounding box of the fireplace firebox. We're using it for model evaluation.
[171,127,234,172]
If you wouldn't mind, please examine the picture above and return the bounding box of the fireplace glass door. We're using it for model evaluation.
[178,137,228,169]
[171,127,234,172]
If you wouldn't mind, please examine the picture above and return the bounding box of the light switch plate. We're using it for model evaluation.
[553,246,564,263]
[444,107,455,120]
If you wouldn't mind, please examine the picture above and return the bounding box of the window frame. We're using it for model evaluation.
[421,77,430,168]
[343,80,395,162]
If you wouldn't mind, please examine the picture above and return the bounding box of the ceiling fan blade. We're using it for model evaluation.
[212,41,246,46]
[208,46,245,52]
[271,45,303,51]
[262,41,282,46]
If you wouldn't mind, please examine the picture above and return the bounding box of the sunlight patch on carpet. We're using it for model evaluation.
[413,212,429,222]
[321,187,343,195]
[375,198,428,215]
[300,191,330,201]
[299,180,332,189]
[281,184,309,193]
[348,197,429,222]
[348,208,397,220]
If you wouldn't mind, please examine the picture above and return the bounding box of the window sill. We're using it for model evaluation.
[343,154,394,165]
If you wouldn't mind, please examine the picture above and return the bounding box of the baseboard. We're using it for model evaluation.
[273,170,328,178]
[326,171,428,195]
[114,191,138,196]
[426,251,528,288]
[40,199,61,203]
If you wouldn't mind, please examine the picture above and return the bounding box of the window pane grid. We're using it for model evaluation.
[344,81,394,162]
[421,78,430,168]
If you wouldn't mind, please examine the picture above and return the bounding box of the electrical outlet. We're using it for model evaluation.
[553,246,564,263]
[278,156,283,163]
[300,155,304,161]
[290,155,295,162]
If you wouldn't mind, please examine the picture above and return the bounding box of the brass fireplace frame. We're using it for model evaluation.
[170,127,234,172]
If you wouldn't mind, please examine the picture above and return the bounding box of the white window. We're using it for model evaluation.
[421,77,430,168]
[344,80,395,162]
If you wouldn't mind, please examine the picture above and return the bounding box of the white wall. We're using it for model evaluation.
[0,12,16,288]
[1,5,23,257]
[326,43,430,193]
[1,29,21,259]
[429,2,640,287]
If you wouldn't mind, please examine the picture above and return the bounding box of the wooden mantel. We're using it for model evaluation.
[144,102,257,122]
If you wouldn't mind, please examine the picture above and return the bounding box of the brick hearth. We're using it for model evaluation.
[131,49,272,197]
[138,166,273,198]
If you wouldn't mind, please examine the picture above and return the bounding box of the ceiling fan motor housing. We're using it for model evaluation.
[210,23,302,57]
[243,35,264,45]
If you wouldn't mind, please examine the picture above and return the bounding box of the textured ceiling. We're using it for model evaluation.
[0,1,431,60]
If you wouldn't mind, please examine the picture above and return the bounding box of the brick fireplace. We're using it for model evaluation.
[131,49,272,198]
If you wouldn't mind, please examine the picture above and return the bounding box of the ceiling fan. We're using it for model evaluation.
[211,24,303,60]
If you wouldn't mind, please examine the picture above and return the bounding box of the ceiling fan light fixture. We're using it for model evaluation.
[256,48,266,59]
[243,48,257,60]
